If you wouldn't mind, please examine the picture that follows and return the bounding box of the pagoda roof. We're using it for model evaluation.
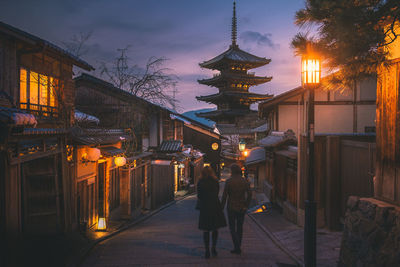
[196,91,272,104]
[199,45,271,70]
[198,72,272,86]
[196,109,256,119]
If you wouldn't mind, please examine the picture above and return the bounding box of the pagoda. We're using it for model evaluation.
[196,2,273,128]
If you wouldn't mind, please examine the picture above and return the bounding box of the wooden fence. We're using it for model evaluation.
[120,161,150,219]
[299,134,375,230]
[151,162,174,209]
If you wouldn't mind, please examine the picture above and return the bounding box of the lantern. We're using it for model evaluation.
[114,156,127,167]
[301,56,321,87]
[211,142,219,151]
[243,150,249,157]
[86,148,101,161]
[97,217,106,231]
[238,139,246,152]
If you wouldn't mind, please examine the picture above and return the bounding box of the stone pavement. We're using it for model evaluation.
[81,194,298,266]
[250,193,342,267]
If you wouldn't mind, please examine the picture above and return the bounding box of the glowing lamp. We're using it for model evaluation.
[87,148,101,161]
[114,156,126,167]
[243,150,249,157]
[238,139,246,152]
[301,56,321,87]
[97,217,107,231]
[211,142,219,151]
[252,204,268,214]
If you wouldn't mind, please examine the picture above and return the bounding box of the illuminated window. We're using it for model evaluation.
[20,68,59,117]
[20,69,27,109]
[237,84,242,88]
[29,71,39,108]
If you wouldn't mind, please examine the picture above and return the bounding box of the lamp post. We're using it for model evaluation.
[302,55,321,267]
[238,139,246,152]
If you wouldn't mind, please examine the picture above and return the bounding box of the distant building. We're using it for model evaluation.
[196,2,272,139]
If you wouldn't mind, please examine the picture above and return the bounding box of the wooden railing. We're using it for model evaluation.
[20,103,58,118]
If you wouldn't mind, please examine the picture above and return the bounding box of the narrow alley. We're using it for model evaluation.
[81,194,297,266]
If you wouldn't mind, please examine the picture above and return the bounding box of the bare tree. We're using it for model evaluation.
[99,47,179,109]
[62,31,93,58]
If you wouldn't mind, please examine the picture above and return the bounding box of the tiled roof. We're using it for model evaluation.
[245,147,266,166]
[196,91,272,103]
[196,109,256,119]
[258,130,296,148]
[200,46,270,69]
[198,73,272,86]
[100,146,125,156]
[12,128,66,136]
[70,127,131,145]
[158,140,182,153]
[0,21,93,71]
[0,106,37,126]
[75,110,100,125]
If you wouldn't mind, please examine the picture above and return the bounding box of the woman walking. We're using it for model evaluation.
[197,166,227,258]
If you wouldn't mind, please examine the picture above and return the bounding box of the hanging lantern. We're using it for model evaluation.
[87,148,101,161]
[301,56,321,87]
[211,142,219,151]
[114,156,127,167]
[97,217,107,231]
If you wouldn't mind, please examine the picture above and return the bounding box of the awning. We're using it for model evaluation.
[100,146,124,156]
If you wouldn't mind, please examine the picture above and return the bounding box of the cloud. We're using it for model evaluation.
[240,31,279,49]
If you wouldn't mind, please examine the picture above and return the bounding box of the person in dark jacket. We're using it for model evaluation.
[197,166,227,258]
[221,163,252,254]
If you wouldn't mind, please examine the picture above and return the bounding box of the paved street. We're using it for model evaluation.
[81,194,297,266]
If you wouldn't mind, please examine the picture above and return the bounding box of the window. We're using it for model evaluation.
[19,68,59,117]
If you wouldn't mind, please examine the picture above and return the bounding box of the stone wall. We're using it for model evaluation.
[339,197,400,266]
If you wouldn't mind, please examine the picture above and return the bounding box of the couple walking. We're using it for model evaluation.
[196,164,252,258]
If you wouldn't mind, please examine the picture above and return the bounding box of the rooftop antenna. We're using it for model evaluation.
[231,1,237,47]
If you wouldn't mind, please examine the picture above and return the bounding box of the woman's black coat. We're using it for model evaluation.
[197,176,227,231]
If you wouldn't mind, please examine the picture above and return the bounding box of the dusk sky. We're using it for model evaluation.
[0,0,305,112]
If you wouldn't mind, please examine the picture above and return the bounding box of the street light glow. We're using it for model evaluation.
[302,57,321,86]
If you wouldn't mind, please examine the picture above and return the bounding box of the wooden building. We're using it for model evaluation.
[258,78,377,227]
[0,21,93,240]
[196,2,271,137]
[69,127,132,228]
[75,73,177,151]
[259,77,377,138]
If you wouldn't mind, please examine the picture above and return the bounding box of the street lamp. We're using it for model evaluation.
[238,139,246,152]
[302,54,321,267]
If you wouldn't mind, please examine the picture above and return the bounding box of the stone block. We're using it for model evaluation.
[375,206,395,227]
[358,199,377,219]
[347,196,360,210]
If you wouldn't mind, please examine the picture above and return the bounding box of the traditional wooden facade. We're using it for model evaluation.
[258,78,377,227]
[196,2,272,136]
[0,21,93,241]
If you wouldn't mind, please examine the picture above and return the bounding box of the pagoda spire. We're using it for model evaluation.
[231,1,237,47]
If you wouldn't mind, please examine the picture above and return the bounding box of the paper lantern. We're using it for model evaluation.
[114,156,126,167]
[97,217,106,231]
[87,148,101,161]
